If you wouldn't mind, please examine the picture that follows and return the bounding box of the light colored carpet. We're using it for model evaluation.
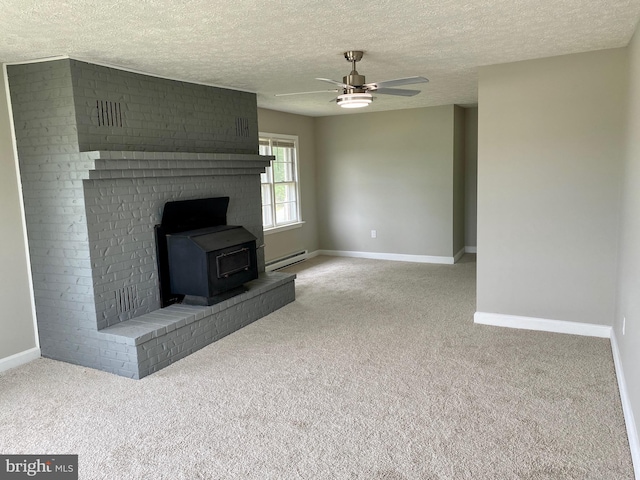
[0,255,633,479]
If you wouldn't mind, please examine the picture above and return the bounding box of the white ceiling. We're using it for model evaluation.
[1,0,639,117]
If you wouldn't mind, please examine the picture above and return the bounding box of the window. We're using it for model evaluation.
[259,133,302,231]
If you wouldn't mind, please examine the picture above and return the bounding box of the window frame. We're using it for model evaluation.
[259,132,303,234]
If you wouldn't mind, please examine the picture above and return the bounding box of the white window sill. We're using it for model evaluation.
[264,221,306,236]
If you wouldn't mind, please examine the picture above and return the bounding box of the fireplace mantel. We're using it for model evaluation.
[86,151,273,180]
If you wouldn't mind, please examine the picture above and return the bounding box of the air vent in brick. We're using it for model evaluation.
[235,117,250,137]
[115,285,138,315]
[96,100,123,127]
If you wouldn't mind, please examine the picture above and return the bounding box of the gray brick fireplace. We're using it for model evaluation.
[7,59,295,379]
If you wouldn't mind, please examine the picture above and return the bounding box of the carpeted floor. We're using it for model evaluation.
[0,255,633,479]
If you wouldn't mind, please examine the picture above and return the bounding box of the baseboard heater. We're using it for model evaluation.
[265,250,308,271]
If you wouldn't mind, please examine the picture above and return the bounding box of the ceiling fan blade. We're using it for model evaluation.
[366,76,429,89]
[316,77,351,88]
[275,89,339,97]
[374,87,421,97]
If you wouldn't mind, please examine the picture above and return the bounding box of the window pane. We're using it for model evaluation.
[273,161,284,182]
[273,162,294,182]
[281,147,295,163]
[272,146,288,161]
[275,202,298,224]
[274,146,295,162]
[261,165,272,184]
[262,205,273,228]
[261,184,272,206]
[274,183,296,203]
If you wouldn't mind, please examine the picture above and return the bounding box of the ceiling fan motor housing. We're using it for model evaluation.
[343,73,366,90]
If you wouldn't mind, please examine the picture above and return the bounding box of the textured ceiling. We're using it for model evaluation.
[1,0,639,116]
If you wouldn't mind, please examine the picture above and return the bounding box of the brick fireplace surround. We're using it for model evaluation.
[7,59,295,379]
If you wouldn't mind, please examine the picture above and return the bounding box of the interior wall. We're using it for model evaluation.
[477,48,626,325]
[257,108,319,262]
[617,24,640,466]
[315,106,455,258]
[0,68,37,362]
[464,107,478,248]
[453,105,466,255]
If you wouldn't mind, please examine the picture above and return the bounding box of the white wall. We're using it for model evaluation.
[616,25,640,472]
[0,68,38,364]
[477,48,627,325]
[315,106,457,258]
[257,108,319,262]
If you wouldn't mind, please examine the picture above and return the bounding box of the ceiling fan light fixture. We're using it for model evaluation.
[337,92,372,108]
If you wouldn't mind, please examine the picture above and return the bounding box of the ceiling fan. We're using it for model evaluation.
[275,50,429,109]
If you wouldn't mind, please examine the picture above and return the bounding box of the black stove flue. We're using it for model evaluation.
[155,197,258,307]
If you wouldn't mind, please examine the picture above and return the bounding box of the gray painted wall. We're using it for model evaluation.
[257,108,319,262]
[464,107,478,248]
[453,105,466,255]
[70,60,258,154]
[617,25,640,460]
[7,62,98,361]
[315,106,457,258]
[477,48,626,325]
[0,68,37,360]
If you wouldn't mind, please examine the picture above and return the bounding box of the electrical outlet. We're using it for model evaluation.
[623,317,626,336]
[371,229,377,239]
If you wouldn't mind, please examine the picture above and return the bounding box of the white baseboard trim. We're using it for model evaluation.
[317,249,455,265]
[0,347,41,374]
[473,312,612,338]
[453,248,465,263]
[611,332,640,480]
[465,246,477,253]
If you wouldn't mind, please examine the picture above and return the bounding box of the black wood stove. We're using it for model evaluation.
[155,197,258,307]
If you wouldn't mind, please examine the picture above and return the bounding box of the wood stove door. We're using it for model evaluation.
[216,247,251,278]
